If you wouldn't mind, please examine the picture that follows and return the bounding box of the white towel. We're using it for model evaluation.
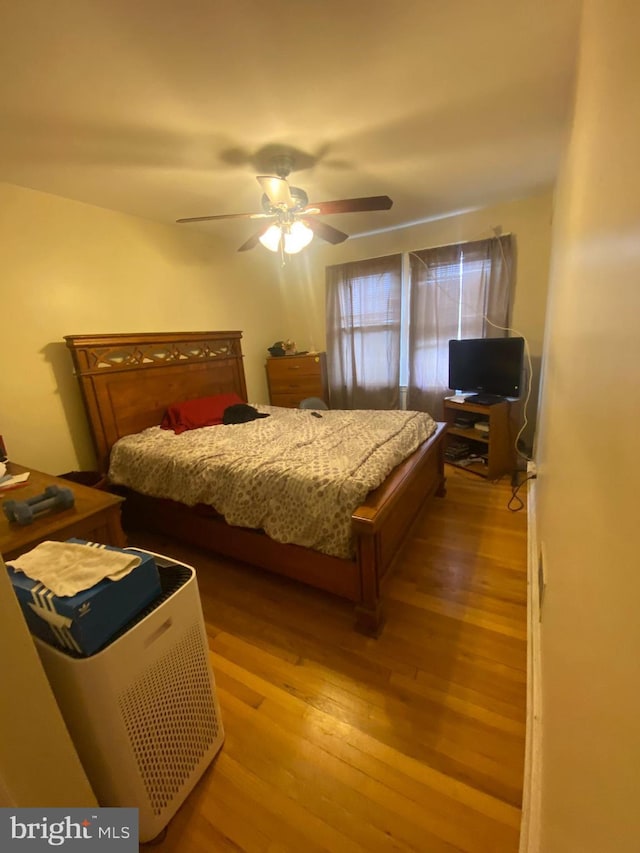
[9,541,141,597]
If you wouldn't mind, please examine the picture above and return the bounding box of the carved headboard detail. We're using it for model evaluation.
[70,336,243,373]
[65,331,247,473]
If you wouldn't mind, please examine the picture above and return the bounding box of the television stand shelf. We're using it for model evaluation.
[443,397,517,480]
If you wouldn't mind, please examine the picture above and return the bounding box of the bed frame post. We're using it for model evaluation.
[436,447,447,497]
[354,535,385,636]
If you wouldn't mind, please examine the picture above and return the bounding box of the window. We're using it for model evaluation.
[326,235,514,416]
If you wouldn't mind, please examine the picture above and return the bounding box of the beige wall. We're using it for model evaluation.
[535,1,640,850]
[0,182,286,474]
[277,190,554,448]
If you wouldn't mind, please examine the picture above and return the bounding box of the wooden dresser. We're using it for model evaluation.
[265,352,329,408]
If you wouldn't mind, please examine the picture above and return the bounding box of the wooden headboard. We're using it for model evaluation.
[65,331,247,473]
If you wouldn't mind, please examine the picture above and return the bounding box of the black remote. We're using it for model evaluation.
[311,411,323,418]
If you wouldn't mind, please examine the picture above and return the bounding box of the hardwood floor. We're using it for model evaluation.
[133,466,528,852]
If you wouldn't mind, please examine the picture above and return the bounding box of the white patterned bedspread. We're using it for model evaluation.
[108,405,437,559]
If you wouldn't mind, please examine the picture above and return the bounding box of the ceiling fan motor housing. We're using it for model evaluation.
[261,186,309,214]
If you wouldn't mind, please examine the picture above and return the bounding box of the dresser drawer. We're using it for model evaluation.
[269,390,315,408]
[266,354,323,380]
[270,376,322,395]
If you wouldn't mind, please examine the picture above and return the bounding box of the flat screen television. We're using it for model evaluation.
[448,336,525,401]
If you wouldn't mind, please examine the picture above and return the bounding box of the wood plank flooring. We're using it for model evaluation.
[132,466,528,852]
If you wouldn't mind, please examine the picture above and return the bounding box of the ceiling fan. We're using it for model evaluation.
[176,154,393,257]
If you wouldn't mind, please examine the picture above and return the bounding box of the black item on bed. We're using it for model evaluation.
[222,404,270,425]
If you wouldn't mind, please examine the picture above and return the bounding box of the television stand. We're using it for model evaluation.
[464,393,506,406]
[443,397,519,479]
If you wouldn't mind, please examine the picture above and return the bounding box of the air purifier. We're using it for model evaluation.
[33,549,224,843]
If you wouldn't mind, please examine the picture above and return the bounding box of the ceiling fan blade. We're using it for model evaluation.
[237,223,274,252]
[304,195,393,216]
[303,218,349,245]
[257,175,294,208]
[176,211,271,223]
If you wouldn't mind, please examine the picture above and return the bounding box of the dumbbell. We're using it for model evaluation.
[3,485,75,526]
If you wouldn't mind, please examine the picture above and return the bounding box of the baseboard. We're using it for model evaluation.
[519,462,542,853]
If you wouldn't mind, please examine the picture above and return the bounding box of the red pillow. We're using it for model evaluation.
[161,393,244,434]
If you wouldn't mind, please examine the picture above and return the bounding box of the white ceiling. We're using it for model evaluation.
[0,0,582,248]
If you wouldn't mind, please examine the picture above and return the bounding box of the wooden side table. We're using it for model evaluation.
[442,398,516,479]
[0,464,126,562]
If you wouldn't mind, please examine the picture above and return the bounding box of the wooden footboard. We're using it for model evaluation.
[352,422,447,634]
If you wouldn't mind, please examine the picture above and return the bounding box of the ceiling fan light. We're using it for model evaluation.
[258,224,282,252]
[284,221,314,254]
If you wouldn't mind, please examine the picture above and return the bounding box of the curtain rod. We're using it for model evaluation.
[326,230,512,271]
[408,230,512,254]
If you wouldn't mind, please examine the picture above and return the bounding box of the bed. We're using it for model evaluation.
[64,330,446,636]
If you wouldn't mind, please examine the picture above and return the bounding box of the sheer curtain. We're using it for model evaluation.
[406,235,514,417]
[326,254,402,409]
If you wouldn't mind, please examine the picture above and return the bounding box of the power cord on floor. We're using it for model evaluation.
[507,472,536,512]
